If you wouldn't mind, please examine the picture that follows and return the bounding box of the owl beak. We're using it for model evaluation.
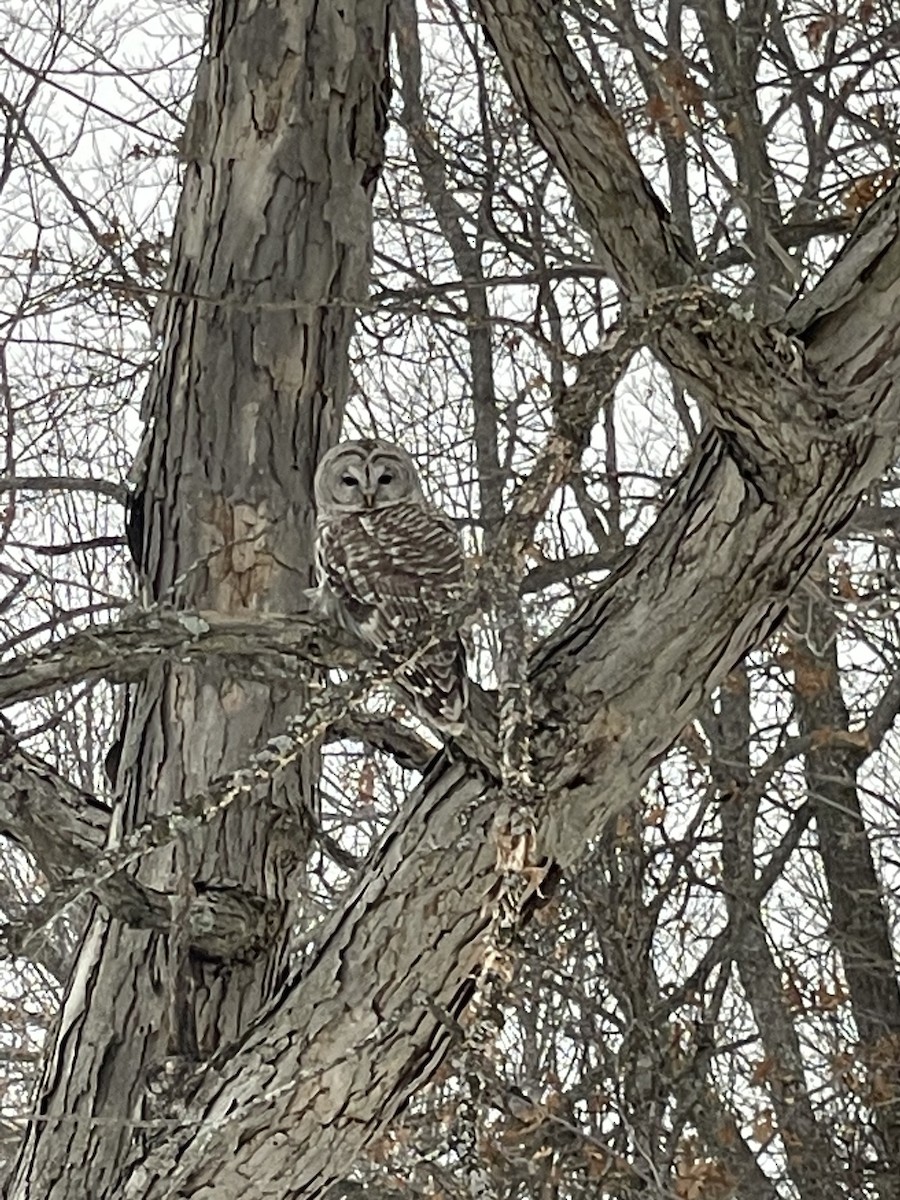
[361,490,375,508]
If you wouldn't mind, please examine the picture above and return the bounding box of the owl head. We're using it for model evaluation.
[314,439,426,517]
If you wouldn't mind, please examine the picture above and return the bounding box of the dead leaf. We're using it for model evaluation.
[584,1143,610,1177]
[494,822,536,873]
[835,560,858,599]
[750,1055,777,1085]
[752,1108,776,1145]
[357,759,376,805]
[616,812,633,839]
[842,168,897,215]
[793,657,832,698]
[805,15,833,50]
[674,1144,734,1199]
[815,977,849,1012]
[715,1119,737,1147]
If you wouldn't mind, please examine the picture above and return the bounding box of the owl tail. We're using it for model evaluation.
[396,635,469,736]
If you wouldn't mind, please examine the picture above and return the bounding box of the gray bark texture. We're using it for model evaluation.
[7,0,390,1195]
[791,577,900,1194]
[6,1,900,1198]
[89,182,900,1199]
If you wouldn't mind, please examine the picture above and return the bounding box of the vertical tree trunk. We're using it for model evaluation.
[711,670,842,1200]
[9,2,390,1196]
[792,571,900,1200]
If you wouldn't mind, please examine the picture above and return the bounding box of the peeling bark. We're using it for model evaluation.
[111,199,900,1192]
[8,2,900,1197]
[7,1,391,1196]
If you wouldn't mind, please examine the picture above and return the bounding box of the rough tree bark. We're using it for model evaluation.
[791,574,900,1198]
[711,669,842,1200]
[7,0,391,1195]
[6,1,900,1198]
[114,189,900,1196]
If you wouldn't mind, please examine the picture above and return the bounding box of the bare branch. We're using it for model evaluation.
[325,713,434,773]
[473,0,690,295]
[0,475,126,501]
[119,238,900,1193]
[0,608,357,710]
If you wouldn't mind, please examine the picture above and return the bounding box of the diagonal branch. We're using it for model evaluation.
[113,188,900,1198]
[325,713,434,773]
[473,0,900,485]
[496,329,643,558]
[0,736,110,872]
[0,736,282,961]
[0,682,439,963]
[473,0,691,295]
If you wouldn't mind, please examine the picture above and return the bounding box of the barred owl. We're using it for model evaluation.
[312,439,469,734]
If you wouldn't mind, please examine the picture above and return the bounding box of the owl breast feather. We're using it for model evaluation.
[317,503,464,647]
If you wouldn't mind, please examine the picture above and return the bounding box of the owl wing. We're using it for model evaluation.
[316,502,464,642]
[316,503,468,733]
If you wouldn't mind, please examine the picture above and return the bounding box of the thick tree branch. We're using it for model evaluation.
[325,713,434,773]
[473,0,690,295]
[706,214,853,273]
[0,608,358,709]
[473,0,900,486]
[112,185,900,1197]
[0,736,283,961]
[0,738,110,870]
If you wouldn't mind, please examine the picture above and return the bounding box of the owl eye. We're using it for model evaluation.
[379,472,393,485]
[341,474,357,487]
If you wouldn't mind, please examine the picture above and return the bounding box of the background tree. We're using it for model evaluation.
[1,1,899,1198]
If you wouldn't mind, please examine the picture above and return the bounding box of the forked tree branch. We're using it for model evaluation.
[0,711,432,960]
[473,0,900,473]
[112,180,900,1197]
[473,0,690,295]
[0,736,282,961]
[8,3,900,1194]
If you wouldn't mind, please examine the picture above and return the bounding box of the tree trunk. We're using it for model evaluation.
[7,1,390,1195]
[117,309,900,1195]
[9,3,900,1197]
[791,570,900,1199]
[711,668,842,1199]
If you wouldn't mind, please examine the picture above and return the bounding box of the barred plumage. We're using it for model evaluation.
[312,439,469,734]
